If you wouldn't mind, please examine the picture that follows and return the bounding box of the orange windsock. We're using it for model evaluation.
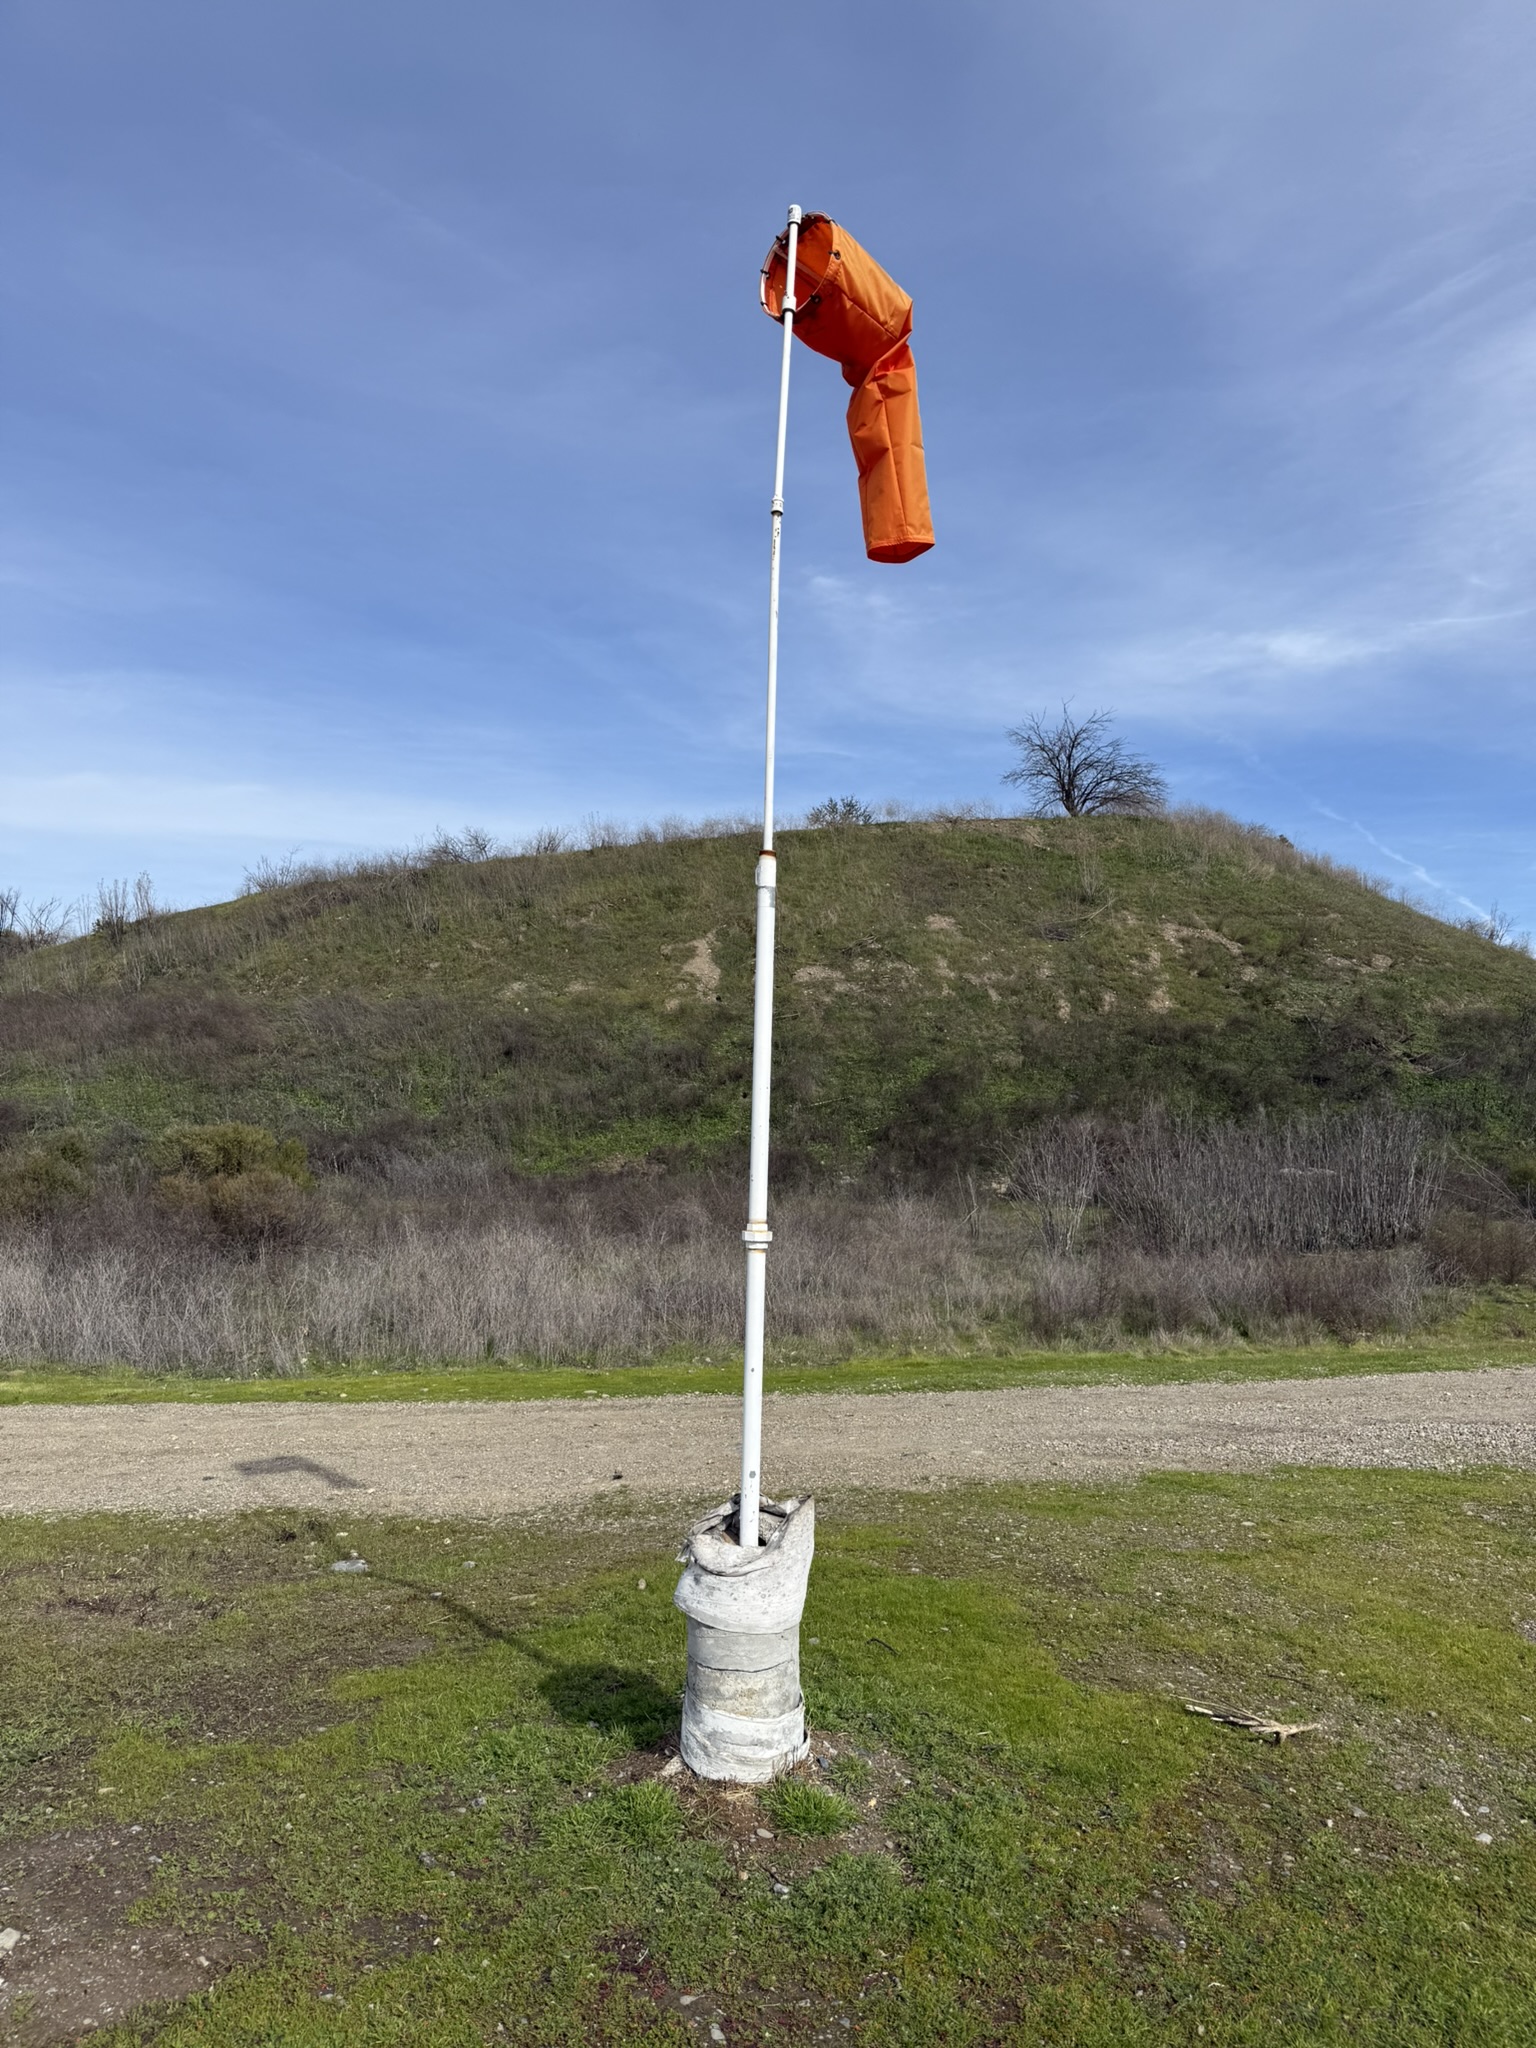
[760,214,934,564]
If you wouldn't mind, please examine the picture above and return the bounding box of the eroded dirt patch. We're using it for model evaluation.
[0,1827,257,2046]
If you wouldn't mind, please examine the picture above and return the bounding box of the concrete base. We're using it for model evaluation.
[674,1495,814,1782]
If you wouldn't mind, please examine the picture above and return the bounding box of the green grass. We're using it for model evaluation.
[5,812,1535,1177]
[2,1325,1532,1407]
[3,1471,1535,2043]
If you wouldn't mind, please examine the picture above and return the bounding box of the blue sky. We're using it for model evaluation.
[3,0,1533,931]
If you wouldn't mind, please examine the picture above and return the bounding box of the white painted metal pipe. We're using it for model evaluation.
[737,203,800,1556]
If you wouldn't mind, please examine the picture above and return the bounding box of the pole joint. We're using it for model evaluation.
[742,1223,773,1250]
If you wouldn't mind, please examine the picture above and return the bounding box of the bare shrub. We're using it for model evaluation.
[1003,1118,1100,1252]
[1005,1107,1441,1257]
[1458,903,1521,947]
[1026,1247,1430,1345]
[0,1189,1008,1372]
[805,798,875,828]
[1426,1211,1536,1286]
[7,897,73,949]
[423,826,498,865]
[0,1166,1442,1375]
[242,852,326,894]
[1096,1107,1440,1254]
[520,825,572,855]
[92,878,133,943]
[582,815,630,851]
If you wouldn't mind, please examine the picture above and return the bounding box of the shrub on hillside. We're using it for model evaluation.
[0,1131,94,1221]
[153,1122,313,1250]
[153,1122,311,1184]
[805,797,875,827]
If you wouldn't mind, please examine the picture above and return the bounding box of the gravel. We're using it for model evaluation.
[2,1366,1534,1518]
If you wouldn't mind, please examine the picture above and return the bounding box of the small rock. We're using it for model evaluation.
[197,1956,210,1968]
[772,1882,790,1896]
[1475,1831,1494,1845]
[420,1852,437,1868]
[462,1560,476,1569]
[332,1558,368,1574]
[755,1827,773,1839]
[658,1755,683,1778]
[710,2028,726,2044]
[679,1993,698,2006]
[0,1930,22,1954]
[471,1795,488,1809]
[637,1578,647,1590]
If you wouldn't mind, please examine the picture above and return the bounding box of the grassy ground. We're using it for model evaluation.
[3,1322,1532,1407]
[3,1470,1534,2044]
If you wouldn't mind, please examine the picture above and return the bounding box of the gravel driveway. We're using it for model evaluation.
[3,1366,1534,1518]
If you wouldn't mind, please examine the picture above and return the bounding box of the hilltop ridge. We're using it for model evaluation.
[3,810,1534,1183]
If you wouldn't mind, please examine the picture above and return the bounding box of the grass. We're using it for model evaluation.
[2,1315,1532,1406]
[3,1470,1535,2043]
[5,811,1536,1178]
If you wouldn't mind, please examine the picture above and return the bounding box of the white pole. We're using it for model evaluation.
[738,203,801,1554]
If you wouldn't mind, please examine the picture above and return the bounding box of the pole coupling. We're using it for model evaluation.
[742,1223,773,1250]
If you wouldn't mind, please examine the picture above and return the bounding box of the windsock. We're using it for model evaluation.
[760,213,934,564]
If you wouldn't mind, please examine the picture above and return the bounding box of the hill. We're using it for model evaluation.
[3,810,1535,1187]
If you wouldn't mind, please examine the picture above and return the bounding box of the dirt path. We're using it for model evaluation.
[3,1367,1534,1518]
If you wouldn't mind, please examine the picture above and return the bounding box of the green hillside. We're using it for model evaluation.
[3,811,1535,1182]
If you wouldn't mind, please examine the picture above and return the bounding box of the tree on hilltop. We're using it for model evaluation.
[1003,706,1167,818]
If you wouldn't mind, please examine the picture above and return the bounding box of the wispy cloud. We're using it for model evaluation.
[1310,803,1489,920]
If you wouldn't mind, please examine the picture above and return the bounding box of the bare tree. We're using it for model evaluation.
[1003,706,1167,817]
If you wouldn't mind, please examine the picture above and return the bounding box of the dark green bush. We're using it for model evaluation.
[153,1122,311,1185]
[0,1130,94,1220]
[153,1122,313,1248]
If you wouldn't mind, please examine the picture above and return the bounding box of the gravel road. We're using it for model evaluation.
[2,1367,1534,1518]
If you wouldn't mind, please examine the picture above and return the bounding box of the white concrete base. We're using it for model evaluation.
[674,1494,814,1782]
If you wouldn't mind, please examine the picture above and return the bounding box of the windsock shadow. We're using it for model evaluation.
[366,1570,680,1747]
[537,1662,679,1747]
[233,1453,366,1491]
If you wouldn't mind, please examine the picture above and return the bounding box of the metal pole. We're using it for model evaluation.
[738,203,801,1553]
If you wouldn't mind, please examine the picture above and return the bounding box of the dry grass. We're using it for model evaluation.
[0,1180,1443,1376]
